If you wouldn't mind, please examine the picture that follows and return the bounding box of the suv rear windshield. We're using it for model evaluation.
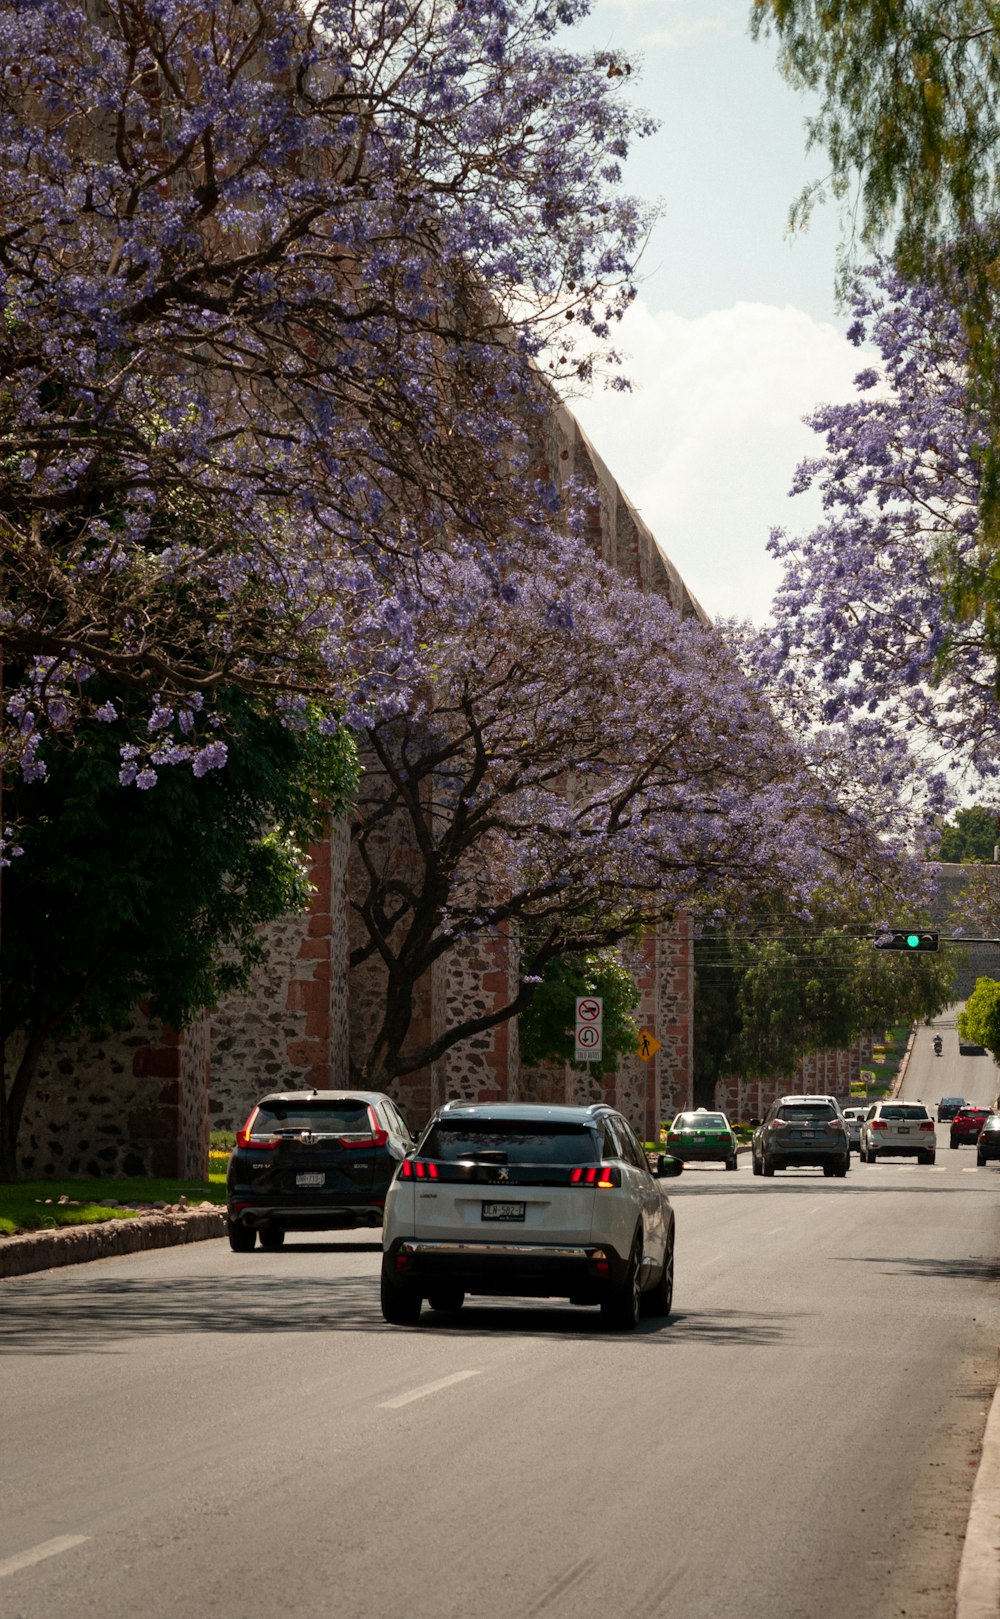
[421,1121,599,1165]
[251,1101,373,1135]
[775,1103,836,1121]
[675,1114,727,1130]
[879,1105,930,1120]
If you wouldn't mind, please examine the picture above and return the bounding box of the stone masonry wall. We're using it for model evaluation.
[210,822,350,1131]
[13,1004,210,1180]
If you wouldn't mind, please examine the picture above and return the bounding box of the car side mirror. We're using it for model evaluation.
[749,1117,761,1128]
[657,1154,683,1178]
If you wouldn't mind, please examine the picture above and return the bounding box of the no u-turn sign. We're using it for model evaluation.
[575,996,603,1063]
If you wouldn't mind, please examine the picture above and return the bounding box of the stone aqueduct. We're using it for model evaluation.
[14,400,867,1179]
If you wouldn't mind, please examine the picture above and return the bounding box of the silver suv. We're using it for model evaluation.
[751,1095,850,1177]
[381,1101,678,1332]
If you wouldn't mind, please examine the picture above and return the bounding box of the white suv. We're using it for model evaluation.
[860,1101,937,1164]
[381,1101,678,1332]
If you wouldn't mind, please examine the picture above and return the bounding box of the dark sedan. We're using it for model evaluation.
[226,1089,415,1250]
[977,1115,1000,1166]
[937,1096,967,1122]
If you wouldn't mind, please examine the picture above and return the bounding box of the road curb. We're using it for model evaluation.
[957,1368,1000,1619]
[0,1208,227,1280]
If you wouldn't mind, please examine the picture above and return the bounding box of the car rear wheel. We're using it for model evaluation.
[427,1287,465,1313]
[752,1154,762,1176]
[258,1225,285,1249]
[950,1137,959,1149]
[725,1156,738,1171]
[823,1164,835,1178]
[601,1237,642,1332]
[227,1220,256,1253]
[380,1256,422,1325]
[641,1244,674,1318]
[977,1148,986,1167]
[762,1156,775,1177]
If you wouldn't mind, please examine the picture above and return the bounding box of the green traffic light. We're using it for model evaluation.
[906,933,920,948]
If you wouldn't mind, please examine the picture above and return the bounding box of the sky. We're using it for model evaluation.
[565,0,869,624]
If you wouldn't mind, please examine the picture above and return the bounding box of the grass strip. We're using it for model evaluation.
[0,1174,227,1238]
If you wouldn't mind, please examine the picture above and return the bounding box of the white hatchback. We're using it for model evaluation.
[381,1101,677,1332]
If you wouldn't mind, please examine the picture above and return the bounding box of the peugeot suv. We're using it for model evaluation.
[751,1096,850,1177]
[226,1090,415,1250]
[381,1101,678,1332]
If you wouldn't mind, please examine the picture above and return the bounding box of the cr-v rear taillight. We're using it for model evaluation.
[236,1106,281,1150]
[570,1165,622,1188]
[872,1119,888,1130]
[366,1107,389,1148]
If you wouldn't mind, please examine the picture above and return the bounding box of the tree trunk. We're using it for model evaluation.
[0,1019,51,1182]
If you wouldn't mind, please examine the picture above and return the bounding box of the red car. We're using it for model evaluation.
[950,1106,993,1149]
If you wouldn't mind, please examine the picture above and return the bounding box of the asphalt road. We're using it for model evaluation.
[2,1052,999,1619]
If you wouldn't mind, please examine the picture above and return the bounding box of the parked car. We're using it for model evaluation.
[381,1101,678,1331]
[937,1096,967,1122]
[841,1106,869,1153]
[977,1115,1000,1166]
[751,1096,850,1178]
[664,1109,739,1170]
[226,1089,416,1251]
[950,1105,993,1149]
[860,1101,936,1163]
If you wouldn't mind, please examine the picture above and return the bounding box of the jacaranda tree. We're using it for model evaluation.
[347,531,927,1089]
[746,260,1000,823]
[0,0,654,798]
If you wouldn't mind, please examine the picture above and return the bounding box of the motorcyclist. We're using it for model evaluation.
[933,1034,943,1055]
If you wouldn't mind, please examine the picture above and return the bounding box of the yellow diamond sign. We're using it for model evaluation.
[635,1029,661,1061]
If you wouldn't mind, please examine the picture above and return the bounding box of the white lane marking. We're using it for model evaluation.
[379,1369,481,1409]
[0,1536,90,1580]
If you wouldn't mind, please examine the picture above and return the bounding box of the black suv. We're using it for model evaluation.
[226,1090,415,1251]
[751,1095,850,1178]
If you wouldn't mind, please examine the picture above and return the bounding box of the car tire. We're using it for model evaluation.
[227,1220,256,1253]
[977,1149,986,1167]
[640,1244,674,1318]
[823,1164,835,1177]
[427,1287,465,1313]
[950,1137,959,1150]
[258,1225,285,1249]
[380,1256,422,1325]
[762,1156,775,1177]
[725,1156,738,1171]
[752,1153,762,1177]
[835,1158,848,1178]
[601,1237,642,1332]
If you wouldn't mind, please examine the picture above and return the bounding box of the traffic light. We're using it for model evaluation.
[873,929,940,952]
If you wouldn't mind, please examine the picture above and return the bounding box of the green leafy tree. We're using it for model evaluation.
[937,806,1000,863]
[695,918,954,1099]
[0,697,358,1179]
[959,976,1000,1061]
[518,949,640,1078]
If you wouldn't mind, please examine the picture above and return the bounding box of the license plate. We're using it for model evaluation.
[296,1172,325,1187]
[481,1202,525,1221]
[797,1131,815,1139]
[897,1128,910,1135]
[693,1134,706,1141]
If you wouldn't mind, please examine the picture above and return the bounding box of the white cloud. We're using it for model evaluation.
[571,299,866,624]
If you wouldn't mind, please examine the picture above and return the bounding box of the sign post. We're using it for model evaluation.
[575,996,603,1064]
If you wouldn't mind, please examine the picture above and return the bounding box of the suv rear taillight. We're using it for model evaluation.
[872,1119,888,1131]
[398,1159,438,1180]
[770,1119,789,1130]
[570,1164,622,1188]
[825,1120,844,1133]
[236,1107,281,1150]
[366,1107,389,1148]
[919,1120,935,1132]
